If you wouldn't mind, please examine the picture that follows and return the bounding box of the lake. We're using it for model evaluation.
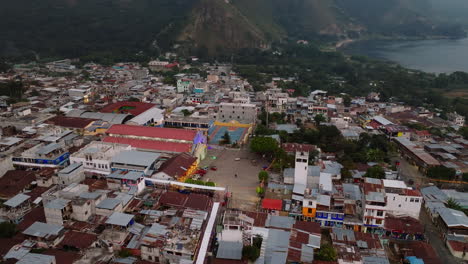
[342,37,468,73]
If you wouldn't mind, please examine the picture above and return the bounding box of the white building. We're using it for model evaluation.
[58,163,85,185]
[447,112,465,127]
[362,178,387,229]
[44,198,72,225]
[70,141,132,177]
[217,102,257,124]
[292,150,309,202]
[126,107,165,126]
[383,179,422,219]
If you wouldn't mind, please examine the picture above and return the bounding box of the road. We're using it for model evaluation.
[395,156,465,263]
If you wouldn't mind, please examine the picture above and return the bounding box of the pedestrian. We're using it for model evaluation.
[235,174,237,178]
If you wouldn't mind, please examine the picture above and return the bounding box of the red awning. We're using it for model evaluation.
[262,199,282,210]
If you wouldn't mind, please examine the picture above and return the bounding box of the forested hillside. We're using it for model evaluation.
[0,0,465,59]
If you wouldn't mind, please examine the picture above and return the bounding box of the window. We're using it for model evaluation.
[309,201,313,206]
[410,198,415,202]
[376,211,384,217]
[376,219,382,225]
[308,208,312,214]
[414,199,419,203]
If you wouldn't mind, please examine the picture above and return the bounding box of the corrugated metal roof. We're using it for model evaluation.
[363,256,390,264]
[366,192,385,203]
[16,253,55,264]
[111,150,160,167]
[4,193,30,208]
[23,221,64,238]
[437,207,468,228]
[45,198,69,210]
[264,229,290,264]
[216,241,243,260]
[343,184,361,200]
[266,215,294,229]
[107,170,143,181]
[105,212,134,227]
[373,116,393,126]
[36,143,61,155]
[300,243,315,263]
[97,198,121,210]
[59,163,82,174]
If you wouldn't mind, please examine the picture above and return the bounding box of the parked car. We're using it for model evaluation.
[210,166,217,171]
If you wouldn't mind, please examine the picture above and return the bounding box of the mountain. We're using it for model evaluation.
[0,0,465,59]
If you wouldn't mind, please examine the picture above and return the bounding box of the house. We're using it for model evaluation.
[217,102,257,124]
[153,153,198,181]
[2,193,32,223]
[383,180,422,219]
[447,112,465,127]
[22,221,65,248]
[58,163,85,185]
[44,198,72,225]
[111,150,161,176]
[436,207,468,237]
[12,143,70,168]
[106,170,146,194]
[102,212,135,248]
[0,170,36,199]
[70,141,132,177]
[71,191,106,221]
[16,253,56,264]
[362,178,387,231]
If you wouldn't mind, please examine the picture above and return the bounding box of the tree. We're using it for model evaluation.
[364,165,385,179]
[258,171,269,182]
[256,187,265,196]
[343,95,352,107]
[221,131,231,145]
[365,149,385,162]
[315,244,337,261]
[427,165,456,180]
[447,198,463,211]
[181,109,192,117]
[242,245,260,261]
[0,222,17,238]
[314,114,326,126]
[30,89,40,96]
[250,137,279,156]
[459,126,468,140]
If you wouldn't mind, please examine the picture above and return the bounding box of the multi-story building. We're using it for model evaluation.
[57,163,85,185]
[106,170,146,194]
[383,179,422,219]
[217,102,257,124]
[448,112,465,127]
[44,198,72,225]
[177,79,191,93]
[266,89,289,113]
[70,141,132,177]
[362,178,387,231]
[12,143,69,168]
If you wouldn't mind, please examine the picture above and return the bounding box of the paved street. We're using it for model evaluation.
[420,209,465,264]
[395,156,465,263]
[199,147,269,211]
